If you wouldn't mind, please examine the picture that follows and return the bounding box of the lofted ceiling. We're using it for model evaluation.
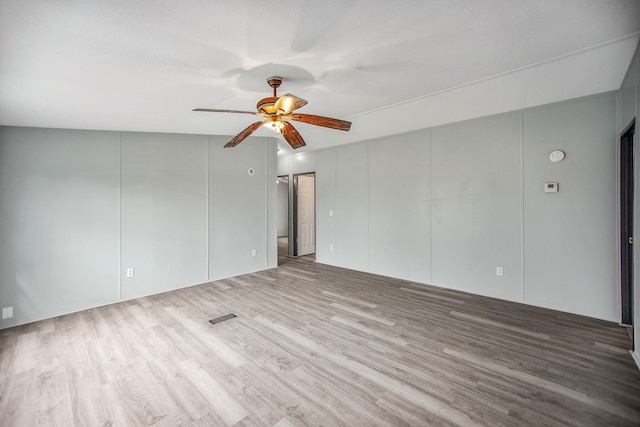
[1,0,639,154]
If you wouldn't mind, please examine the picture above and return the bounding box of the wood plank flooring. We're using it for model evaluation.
[1,254,640,426]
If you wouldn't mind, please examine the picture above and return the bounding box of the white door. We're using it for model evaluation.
[297,174,315,256]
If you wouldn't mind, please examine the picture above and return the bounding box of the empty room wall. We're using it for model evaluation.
[120,132,208,300]
[368,131,431,283]
[522,96,616,320]
[431,113,523,301]
[0,128,120,326]
[0,127,277,329]
[208,137,277,280]
[334,142,370,271]
[308,93,618,321]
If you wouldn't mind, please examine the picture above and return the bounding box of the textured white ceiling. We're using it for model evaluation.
[1,0,639,153]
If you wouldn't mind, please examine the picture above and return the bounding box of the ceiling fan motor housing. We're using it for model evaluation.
[257,97,278,115]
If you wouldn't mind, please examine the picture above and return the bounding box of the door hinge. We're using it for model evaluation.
[629,236,634,245]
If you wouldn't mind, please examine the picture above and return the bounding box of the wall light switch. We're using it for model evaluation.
[329,244,334,251]
[329,210,333,217]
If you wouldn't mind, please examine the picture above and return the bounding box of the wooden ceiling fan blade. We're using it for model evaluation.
[193,108,260,115]
[224,120,266,148]
[288,113,351,131]
[281,122,306,149]
[274,94,308,115]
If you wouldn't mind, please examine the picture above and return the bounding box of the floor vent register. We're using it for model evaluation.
[209,313,237,325]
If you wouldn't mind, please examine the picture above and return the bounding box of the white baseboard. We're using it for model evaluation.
[631,350,640,371]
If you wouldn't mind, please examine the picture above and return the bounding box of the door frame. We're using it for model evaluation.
[620,119,635,329]
[292,172,315,257]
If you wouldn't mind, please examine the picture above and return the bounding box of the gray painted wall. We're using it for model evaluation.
[208,137,275,280]
[432,113,523,301]
[295,92,618,321]
[335,143,370,272]
[0,128,277,329]
[620,46,638,133]
[369,131,431,283]
[315,150,336,266]
[0,128,120,327]
[120,132,208,300]
[523,96,616,321]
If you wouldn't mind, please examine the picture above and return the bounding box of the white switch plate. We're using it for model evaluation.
[496,267,503,276]
[329,210,333,216]
[329,244,334,251]
[544,182,559,193]
[252,249,257,256]
[126,268,134,278]
[2,306,13,319]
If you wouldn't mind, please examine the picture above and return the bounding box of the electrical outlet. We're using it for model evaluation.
[329,210,333,217]
[496,267,503,276]
[126,268,134,278]
[329,244,334,251]
[2,306,13,319]
[252,249,257,256]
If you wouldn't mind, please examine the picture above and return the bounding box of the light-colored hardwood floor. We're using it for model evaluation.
[1,250,639,426]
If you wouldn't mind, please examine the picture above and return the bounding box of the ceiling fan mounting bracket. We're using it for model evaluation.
[266,76,282,97]
[266,76,282,89]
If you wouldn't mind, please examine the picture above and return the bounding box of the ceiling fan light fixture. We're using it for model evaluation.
[263,118,284,133]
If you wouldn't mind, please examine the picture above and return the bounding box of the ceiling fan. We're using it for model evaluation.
[193,76,351,149]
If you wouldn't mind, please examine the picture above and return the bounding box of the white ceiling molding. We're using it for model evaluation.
[314,34,640,150]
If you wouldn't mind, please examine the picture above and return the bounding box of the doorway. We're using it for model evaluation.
[293,173,315,258]
[276,175,289,264]
[620,120,635,337]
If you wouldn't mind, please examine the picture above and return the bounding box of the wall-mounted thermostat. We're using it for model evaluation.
[544,182,559,193]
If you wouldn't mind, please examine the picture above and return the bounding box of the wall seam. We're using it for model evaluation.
[520,112,526,303]
[264,138,269,268]
[289,155,294,256]
[428,129,433,285]
[118,132,123,300]
[331,148,340,265]
[367,143,370,272]
[367,144,371,272]
[206,136,210,281]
